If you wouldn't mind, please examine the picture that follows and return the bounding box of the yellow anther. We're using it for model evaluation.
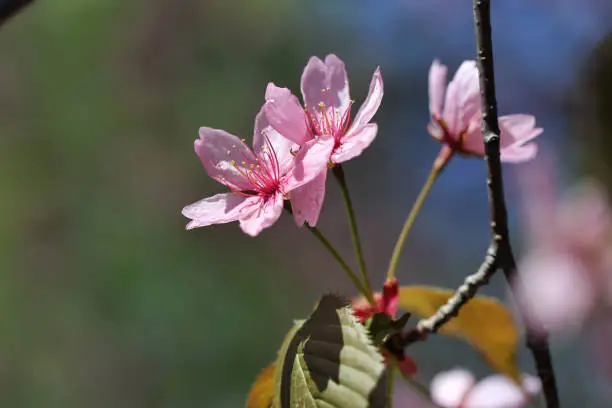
[232,145,236,148]
[318,102,325,108]
[250,163,255,168]
[241,138,246,143]
[321,88,327,93]
[241,161,246,165]
[230,160,236,166]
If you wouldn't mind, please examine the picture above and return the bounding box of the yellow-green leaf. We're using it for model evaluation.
[398,285,520,382]
[246,363,275,408]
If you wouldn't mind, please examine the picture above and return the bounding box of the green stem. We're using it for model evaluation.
[332,165,373,298]
[306,225,374,305]
[386,165,439,280]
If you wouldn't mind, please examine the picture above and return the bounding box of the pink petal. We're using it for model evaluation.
[443,60,479,137]
[289,170,327,227]
[284,135,334,191]
[463,374,539,408]
[498,114,542,163]
[182,193,260,230]
[332,123,378,163]
[256,120,300,176]
[263,83,311,145]
[351,67,383,129]
[457,116,485,156]
[195,127,255,191]
[300,54,350,114]
[430,368,475,408]
[516,251,595,335]
[238,193,284,236]
[428,59,448,118]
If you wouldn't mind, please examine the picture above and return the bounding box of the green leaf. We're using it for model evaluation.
[268,294,389,408]
[398,285,521,382]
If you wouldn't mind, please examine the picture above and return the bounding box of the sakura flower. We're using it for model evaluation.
[514,158,612,336]
[351,278,417,377]
[182,109,333,236]
[264,54,383,226]
[428,59,542,168]
[430,368,541,408]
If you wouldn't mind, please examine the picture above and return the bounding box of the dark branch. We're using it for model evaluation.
[473,1,560,406]
[0,0,34,27]
[385,2,561,406]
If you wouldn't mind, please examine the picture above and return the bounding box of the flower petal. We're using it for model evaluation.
[515,251,595,335]
[332,123,378,163]
[430,368,476,408]
[264,83,311,145]
[289,170,327,227]
[463,374,539,408]
[352,67,383,129]
[429,59,447,118]
[256,121,300,176]
[195,127,257,190]
[284,135,334,191]
[498,114,542,163]
[239,193,284,236]
[443,60,479,137]
[182,193,260,230]
[301,54,350,114]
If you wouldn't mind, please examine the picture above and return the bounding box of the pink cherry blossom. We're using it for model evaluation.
[430,368,541,408]
[182,109,333,236]
[514,158,612,335]
[263,54,383,226]
[428,59,542,169]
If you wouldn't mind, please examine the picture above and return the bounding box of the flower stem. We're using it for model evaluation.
[386,165,439,280]
[332,165,373,298]
[306,225,374,305]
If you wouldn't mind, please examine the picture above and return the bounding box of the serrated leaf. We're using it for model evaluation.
[269,294,389,408]
[246,363,275,408]
[398,285,520,382]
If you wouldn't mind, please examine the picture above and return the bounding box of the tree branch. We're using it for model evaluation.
[385,2,560,407]
[473,1,559,406]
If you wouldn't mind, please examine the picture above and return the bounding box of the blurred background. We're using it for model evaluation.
[1,0,611,406]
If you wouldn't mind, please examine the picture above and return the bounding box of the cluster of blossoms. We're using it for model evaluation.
[182,55,553,407]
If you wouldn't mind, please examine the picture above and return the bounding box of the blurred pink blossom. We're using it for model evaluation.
[430,368,541,408]
[428,59,542,169]
[182,109,333,236]
[264,54,383,226]
[515,158,612,336]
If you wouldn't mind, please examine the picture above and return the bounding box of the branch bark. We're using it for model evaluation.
[386,2,561,406]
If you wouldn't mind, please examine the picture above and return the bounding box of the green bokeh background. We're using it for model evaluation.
[1,1,612,407]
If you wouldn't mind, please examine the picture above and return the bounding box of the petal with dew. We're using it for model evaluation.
[284,135,334,191]
[463,374,540,408]
[430,368,475,408]
[196,127,255,190]
[333,123,378,163]
[263,83,311,145]
[429,59,448,118]
[301,54,350,113]
[239,193,284,236]
[352,67,384,129]
[182,193,260,230]
[289,170,327,227]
